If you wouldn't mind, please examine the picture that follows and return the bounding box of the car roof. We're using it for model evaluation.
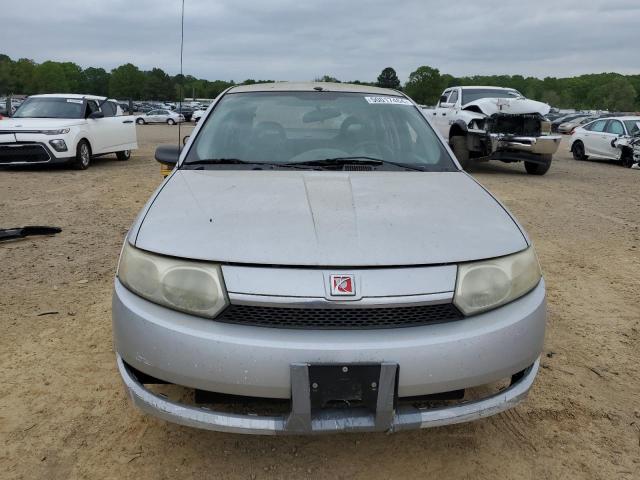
[454,86,519,91]
[29,93,112,101]
[227,82,402,96]
[612,116,640,121]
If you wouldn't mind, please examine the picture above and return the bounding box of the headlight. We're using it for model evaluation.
[454,247,541,316]
[540,121,551,135]
[117,242,228,318]
[42,128,70,135]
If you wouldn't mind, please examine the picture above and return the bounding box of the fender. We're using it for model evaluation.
[448,119,469,139]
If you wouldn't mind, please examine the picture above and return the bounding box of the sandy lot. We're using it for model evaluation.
[1,125,639,479]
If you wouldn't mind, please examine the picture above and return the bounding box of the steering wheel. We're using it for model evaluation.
[351,140,394,159]
[339,115,366,136]
[252,121,286,141]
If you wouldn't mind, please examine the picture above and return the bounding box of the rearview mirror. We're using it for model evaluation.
[88,111,104,119]
[155,144,182,166]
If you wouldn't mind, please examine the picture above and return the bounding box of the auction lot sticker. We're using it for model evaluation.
[365,96,413,105]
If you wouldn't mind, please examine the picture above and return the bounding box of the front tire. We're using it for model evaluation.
[524,154,552,175]
[572,141,587,160]
[116,150,131,161]
[73,140,91,170]
[620,150,634,168]
[136,118,145,125]
[167,118,176,125]
[450,136,470,170]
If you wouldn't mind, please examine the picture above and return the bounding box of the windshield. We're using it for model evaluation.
[461,88,523,105]
[623,120,640,135]
[13,97,85,119]
[184,91,455,171]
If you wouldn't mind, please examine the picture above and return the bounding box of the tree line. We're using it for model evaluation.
[1,54,638,111]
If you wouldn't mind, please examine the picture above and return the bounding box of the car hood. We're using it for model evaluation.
[0,118,84,131]
[134,170,528,267]
[462,97,551,116]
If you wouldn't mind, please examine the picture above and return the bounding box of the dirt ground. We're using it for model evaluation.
[1,124,639,480]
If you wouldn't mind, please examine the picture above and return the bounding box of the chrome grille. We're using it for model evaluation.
[215,303,463,330]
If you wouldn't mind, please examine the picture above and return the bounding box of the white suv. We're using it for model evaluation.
[0,94,138,169]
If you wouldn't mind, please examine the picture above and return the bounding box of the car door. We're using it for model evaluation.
[582,119,608,158]
[100,101,136,152]
[432,89,452,138]
[602,120,625,159]
[84,99,109,153]
[147,110,160,123]
[158,110,170,123]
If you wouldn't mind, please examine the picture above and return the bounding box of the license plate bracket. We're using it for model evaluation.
[308,364,381,412]
[286,362,399,433]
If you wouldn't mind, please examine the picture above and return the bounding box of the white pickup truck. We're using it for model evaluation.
[426,86,561,175]
[0,94,138,170]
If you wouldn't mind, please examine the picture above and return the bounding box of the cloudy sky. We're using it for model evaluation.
[1,0,638,82]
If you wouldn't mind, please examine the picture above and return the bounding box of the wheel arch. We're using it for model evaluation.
[448,120,468,140]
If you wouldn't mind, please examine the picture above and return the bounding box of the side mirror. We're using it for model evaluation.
[182,135,190,146]
[88,111,104,119]
[439,95,449,104]
[155,144,182,166]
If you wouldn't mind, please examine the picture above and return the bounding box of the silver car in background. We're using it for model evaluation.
[113,82,546,435]
[135,109,185,125]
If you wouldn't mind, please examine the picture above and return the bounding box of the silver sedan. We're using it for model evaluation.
[135,109,185,125]
[113,82,546,435]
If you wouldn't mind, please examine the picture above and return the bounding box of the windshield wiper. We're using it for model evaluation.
[183,158,317,170]
[284,157,426,171]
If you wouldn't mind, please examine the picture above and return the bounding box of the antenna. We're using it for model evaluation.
[178,0,185,148]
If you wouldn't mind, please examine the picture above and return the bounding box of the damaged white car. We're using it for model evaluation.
[427,87,561,175]
[570,116,640,168]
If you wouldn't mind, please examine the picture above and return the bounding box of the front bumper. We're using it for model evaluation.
[0,140,73,165]
[490,134,562,156]
[113,278,545,433]
[117,354,540,435]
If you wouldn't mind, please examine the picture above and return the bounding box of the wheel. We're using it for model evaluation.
[572,141,587,160]
[524,154,552,175]
[116,150,131,161]
[620,150,634,168]
[167,118,176,125]
[136,118,145,125]
[73,140,91,170]
[450,136,470,169]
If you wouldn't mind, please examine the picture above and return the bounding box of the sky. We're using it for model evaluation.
[1,0,638,82]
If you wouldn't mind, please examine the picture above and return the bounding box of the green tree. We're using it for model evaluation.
[59,62,83,92]
[404,66,444,105]
[109,63,144,99]
[142,68,174,100]
[32,61,70,93]
[315,75,340,83]
[10,58,37,93]
[81,67,110,96]
[588,77,637,111]
[0,54,11,94]
[376,67,400,89]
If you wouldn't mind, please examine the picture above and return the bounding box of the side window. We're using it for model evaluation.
[590,120,607,133]
[605,120,624,135]
[100,101,116,117]
[148,110,158,115]
[439,90,451,106]
[448,90,458,105]
[85,100,99,118]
